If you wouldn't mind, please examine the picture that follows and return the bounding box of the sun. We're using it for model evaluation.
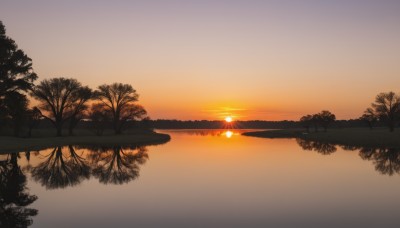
[225,116,233,123]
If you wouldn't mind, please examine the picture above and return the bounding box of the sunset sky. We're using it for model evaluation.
[1,0,400,120]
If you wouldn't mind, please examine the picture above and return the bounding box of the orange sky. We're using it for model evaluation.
[1,1,400,120]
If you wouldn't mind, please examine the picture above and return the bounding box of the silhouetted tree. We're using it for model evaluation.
[30,78,92,136]
[94,83,147,134]
[3,92,29,137]
[359,108,378,130]
[0,21,37,118]
[371,91,400,132]
[30,146,90,189]
[0,153,38,227]
[88,103,111,136]
[65,86,92,136]
[317,110,336,132]
[26,107,42,137]
[311,114,320,132]
[300,115,313,132]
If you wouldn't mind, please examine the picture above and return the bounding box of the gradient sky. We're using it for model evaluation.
[1,0,400,120]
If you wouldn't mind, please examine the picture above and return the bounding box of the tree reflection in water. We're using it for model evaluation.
[0,144,150,226]
[296,138,337,155]
[0,153,38,227]
[359,147,400,176]
[30,146,90,189]
[89,145,149,185]
[296,138,400,176]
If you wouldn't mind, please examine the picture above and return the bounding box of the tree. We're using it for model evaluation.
[3,92,29,137]
[359,108,378,130]
[300,115,313,132]
[94,83,147,134]
[311,114,320,132]
[30,78,92,136]
[66,86,92,136]
[0,21,37,116]
[26,107,42,137]
[88,103,111,136]
[371,91,400,132]
[317,110,336,132]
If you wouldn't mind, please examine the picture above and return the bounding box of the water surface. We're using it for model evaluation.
[1,129,400,227]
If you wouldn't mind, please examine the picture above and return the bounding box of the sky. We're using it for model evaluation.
[1,0,400,120]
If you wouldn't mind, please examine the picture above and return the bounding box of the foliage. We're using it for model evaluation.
[359,108,378,130]
[0,21,37,103]
[30,78,92,136]
[299,110,336,132]
[317,110,336,132]
[94,83,147,134]
[3,92,29,136]
[370,91,400,132]
[0,20,37,136]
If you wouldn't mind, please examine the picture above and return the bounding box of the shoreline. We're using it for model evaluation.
[0,132,171,153]
[242,128,400,148]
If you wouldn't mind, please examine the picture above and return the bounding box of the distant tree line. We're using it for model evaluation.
[300,110,336,132]
[0,21,147,137]
[298,91,400,133]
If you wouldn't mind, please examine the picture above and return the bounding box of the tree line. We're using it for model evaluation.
[299,92,400,132]
[0,21,147,137]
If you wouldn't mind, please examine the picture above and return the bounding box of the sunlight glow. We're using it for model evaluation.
[225,130,233,138]
[225,116,233,123]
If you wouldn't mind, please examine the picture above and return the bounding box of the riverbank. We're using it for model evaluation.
[243,128,400,148]
[0,132,170,153]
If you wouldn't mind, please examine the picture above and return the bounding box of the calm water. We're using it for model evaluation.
[1,129,400,228]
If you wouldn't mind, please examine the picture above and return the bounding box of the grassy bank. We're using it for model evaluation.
[0,131,170,153]
[243,128,400,148]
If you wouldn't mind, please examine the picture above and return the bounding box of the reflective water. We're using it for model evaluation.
[1,129,400,228]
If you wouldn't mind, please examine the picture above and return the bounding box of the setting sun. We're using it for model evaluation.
[225,116,233,123]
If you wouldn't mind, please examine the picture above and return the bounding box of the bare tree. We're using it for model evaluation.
[371,91,400,132]
[94,83,147,134]
[359,108,378,130]
[30,78,92,136]
[66,86,92,136]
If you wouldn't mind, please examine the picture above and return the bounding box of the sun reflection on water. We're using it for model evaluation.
[224,130,233,138]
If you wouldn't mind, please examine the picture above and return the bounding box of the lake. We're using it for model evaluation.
[1,129,400,228]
